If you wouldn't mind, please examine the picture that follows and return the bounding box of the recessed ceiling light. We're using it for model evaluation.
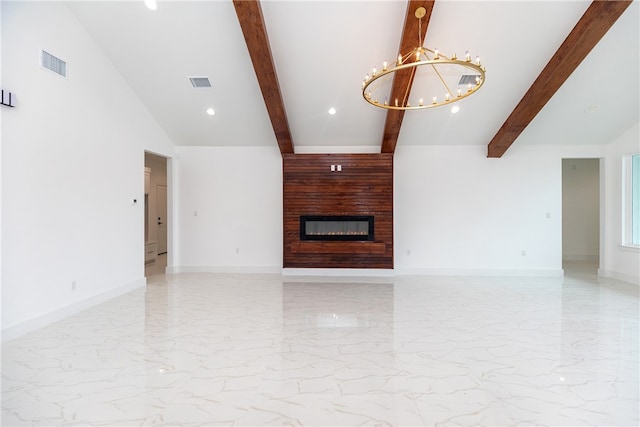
[144,0,157,10]
[328,107,337,115]
[206,108,215,116]
[144,0,158,10]
[451,105,460,114]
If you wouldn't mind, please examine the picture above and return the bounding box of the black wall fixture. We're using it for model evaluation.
[1,90,16,107]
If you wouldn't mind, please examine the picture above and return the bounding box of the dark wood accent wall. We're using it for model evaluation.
[283,153,393,269]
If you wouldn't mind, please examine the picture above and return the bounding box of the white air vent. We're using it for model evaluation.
[458,74,480,85]
[41,50,67,78]
[189,77,212,88]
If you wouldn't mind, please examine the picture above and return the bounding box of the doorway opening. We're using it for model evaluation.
[562,158,601,275]
[144,151,169,277]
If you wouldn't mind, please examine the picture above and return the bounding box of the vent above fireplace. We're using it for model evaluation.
[300,215,374,241]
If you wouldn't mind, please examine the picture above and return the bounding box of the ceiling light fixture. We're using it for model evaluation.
[144,0,158,10]
[206,108,215,116]
[328,107,337,115]
[362,6,486,111]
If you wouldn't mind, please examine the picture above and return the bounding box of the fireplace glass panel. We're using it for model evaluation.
[300,216,374,241]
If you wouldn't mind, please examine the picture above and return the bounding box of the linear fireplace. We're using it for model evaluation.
[300,215,374,241]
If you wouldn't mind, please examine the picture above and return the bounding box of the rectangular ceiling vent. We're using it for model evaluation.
[189,77,212,88]
[458,74,480,85]
[41,50,67,78]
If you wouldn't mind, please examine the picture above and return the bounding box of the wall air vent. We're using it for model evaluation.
[41,50,67,78]
[189,77,212,88]
[458,74,481,85]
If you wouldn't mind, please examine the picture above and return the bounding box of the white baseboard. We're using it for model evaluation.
[1,277,146,343]
[394,267,564,277]
[170,266,564,279]
[167,265,282,274]
[598,269,640,285]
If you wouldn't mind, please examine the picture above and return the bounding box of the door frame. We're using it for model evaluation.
[561,157,603,268]
[144,150,172,274]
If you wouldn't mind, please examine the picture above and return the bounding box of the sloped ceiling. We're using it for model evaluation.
[67,0,639,154]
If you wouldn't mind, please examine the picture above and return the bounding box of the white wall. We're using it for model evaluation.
[562,159,600,261]
[600,123,640,284]
[394,144,565,275]
[394,139,639,282]
[172,146,282,273]
[172,142,634,280]
[1,2,175,339]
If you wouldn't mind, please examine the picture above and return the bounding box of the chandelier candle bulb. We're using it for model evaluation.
[476,56,481,66]
[452,53,457,60]
[383,61,388,71]
[457,88,462,97]
[432,96,437,104]
[434,49,439,59]
[468,83,472,92]
[445,93,450,101]
[372,67,377,76]
[397,54,402,65]
[419,99,424,106]
[465,51,471,61]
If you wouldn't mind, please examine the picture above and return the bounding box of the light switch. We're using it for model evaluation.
[331,165,336,171]
[337,165,342,171]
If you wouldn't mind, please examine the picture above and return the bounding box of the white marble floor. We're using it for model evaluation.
[2,263,638,426]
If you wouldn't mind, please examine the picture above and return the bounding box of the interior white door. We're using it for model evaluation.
[156,184,168,254]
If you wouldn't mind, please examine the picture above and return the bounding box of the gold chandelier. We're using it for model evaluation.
[362,6,486,111]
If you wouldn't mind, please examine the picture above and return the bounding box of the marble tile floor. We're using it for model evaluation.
[2,263,638,426]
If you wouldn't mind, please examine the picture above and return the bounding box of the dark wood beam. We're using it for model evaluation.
[233,0,294,155]
[487,0,632,158]
[381,0,434,154]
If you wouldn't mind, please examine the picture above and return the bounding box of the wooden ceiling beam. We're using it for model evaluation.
[381,0,434,154]
[487,0,632,158]
[233,0,294,155]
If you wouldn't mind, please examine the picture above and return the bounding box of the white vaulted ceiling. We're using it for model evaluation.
[66,0,639,152]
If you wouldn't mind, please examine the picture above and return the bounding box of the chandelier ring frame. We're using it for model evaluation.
[362,57,486,111]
